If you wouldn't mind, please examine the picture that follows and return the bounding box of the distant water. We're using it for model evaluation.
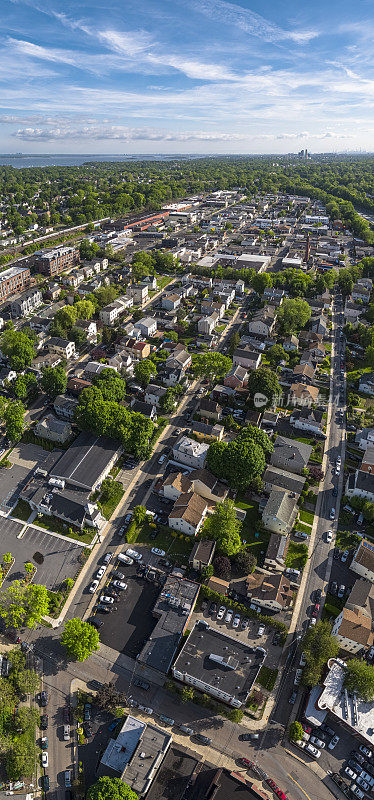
[0,153,207,168]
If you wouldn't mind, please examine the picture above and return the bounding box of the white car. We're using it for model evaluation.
[217,606,226,620]
[345,767,358,781]
[112,580,127,590]
[63,724,70,741]
[305,743,321,758]
[126,549,142,561]
[42,752,48,768]
[233,614,241,629]
[258,624,265,636]
[225,609,233,624]
[138,705,153,714]
[151,548,166,557]
[89,580,99,593]
[100,595,115,605]
[310,735,325,749]
[330,508,336,520]
[326,530,333,543]
[96,566,107,579]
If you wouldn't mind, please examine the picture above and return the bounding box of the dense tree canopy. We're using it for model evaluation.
[247,368,281,409]
[0,581,49,630]
[191,352,232,382]
[344,659,374,701]
[61,619,100,662]
[277,299,312,335]
[41,365,67,398]
[302,621,339,687]
[204,500,242,556]
[87,777,138,800]
[206,426,267,490]
[1,329,36,371]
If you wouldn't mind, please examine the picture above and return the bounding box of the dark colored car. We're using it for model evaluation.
[40,715,48,730]
[333,487,338,497]
[42,775,50,791]
[84,703,91,721]
[88,617,103,630]
[40,691,48,707]
[239,733,253,741]
[96,604,114,614]
[134,677,150,691]
[90,680,103,691]
[194,733,212,745]
[83,722,93,738]
[63,707,71,724]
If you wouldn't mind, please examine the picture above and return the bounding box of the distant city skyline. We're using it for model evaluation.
[1,0,373,154]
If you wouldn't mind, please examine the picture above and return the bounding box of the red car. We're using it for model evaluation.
[313,603,320,617]
[276,791,288,800]
[238,757,253,768]
[302,723,312,734]
[267,780,278,790]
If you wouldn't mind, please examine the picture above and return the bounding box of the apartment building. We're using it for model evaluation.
[37,246,79,277]
[0,265,31,302]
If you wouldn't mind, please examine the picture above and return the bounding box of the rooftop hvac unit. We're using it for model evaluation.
[48,478,65,490]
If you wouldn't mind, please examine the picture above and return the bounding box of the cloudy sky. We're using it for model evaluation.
[0,0,372,153]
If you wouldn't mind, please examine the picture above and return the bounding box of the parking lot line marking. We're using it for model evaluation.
[287,774,312,800]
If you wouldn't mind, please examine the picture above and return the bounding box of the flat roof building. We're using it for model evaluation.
[172,620,265,707]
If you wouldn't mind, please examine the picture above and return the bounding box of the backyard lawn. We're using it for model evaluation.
[299,510,314,525]
[235,493,270,562]
[285,541,308,570]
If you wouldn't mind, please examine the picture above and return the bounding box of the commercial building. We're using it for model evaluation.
[37,246,79,276]
[49,431,121,492]
[172,621,265,707]
[0,265,31,302]
[99,714,172,796]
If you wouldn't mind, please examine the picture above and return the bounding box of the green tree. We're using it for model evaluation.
[0,581,49,630]
[252,272,272,294]
[159,388,176,413]
[13,668,41,696]
[13,373,37,401]
[238,425,274,456]
[231,549,256,576]
[1,329,36,370]
[87,777,139,800]
[134,359,156,388]
[54,304,78,332]
[133,505,147,526]
[2,553,12,567]
[266,344,289,370]
[191,352,232,382]
[204,499,242,556]
[4,401,25,443]
[181,686,194,703]
[247,368,280,409]
[277,299,311,335]
[93,369,126,402]
[289,721,304,743]
[229,330,240,356]
[344,659,374,701]
[79,239,100,261]
[61,619,100,662]
[41,365,67,398]
[24,562,34,582]
[206,436,266,492]
[302,621,339,687]
[75,299,95,320]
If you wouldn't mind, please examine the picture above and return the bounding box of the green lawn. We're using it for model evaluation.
[101,481,124,519]
[235,494,270,562]
[293,522,311,535]
[285,541,308,571]
[257,666,278,691]
[155,275,173,290]
[322,592,344,621]
[336,529,361,551]
[299,510,314,525]
[35,514,94,544]
[12,499,32,522]
[127,521,192,562]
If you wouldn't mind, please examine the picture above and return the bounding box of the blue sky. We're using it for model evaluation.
[0,0,372,153]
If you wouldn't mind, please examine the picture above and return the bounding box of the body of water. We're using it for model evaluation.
[0,153,206,168]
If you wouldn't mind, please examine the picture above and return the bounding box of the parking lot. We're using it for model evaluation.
[92,560,161,657]
[0,443,48,512]
[0,517,84,591]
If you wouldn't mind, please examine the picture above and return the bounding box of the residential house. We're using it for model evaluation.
[310,315,327,336]
[168,491,208,536]
[48,337,76,360]
[290,383,320,405]
[359,373,374,396]
[108,350,132,374]
[246,572,293,612]
[99,299,126,326]
[264,531,289,571]
[10,287,42,317]
[84,361,117,379]
[263,287,285,305]
[125,340,151,360]
[206,577,229,596]
[0,367,16,387]
[35,414,72,444]
[283,335,299,352]
[145,384,167,407]
[66,377,92,397]
[346,470,374,502]
[198,313,219,335]
[270,435,313,475]
[247,310,276,339]
[162,472,193,502]
[290,408,324,435]
[45,283,61,301]
[190,421,224,442]
[134,316,157,337]
[162,294,181,312]
[299,331,323,348]
[233,347,262,371]
[172,436,209,469]
[361,446,374,473]
[293,363,315,385]
[201,300,225,319]
[356,428,374,450]
[344,300,363,325]
[188,468,228,503]
[352,283,371,304]
[189,540,216,572]
[262,489,297,535]
[350,539,374,582]
[32,352,61,372]
[235,279,245,296]
[332,580,374,653]
[223,365,248,389]
[199,398,223,421]
[128,284,148,306]
[263,466,305,497]
[53,395,78,421]
[76,319,97,343]
[130,399,157,420]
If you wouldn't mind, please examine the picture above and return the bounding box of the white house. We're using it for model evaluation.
[145,384,167,406]
[162,294,181,312]
[172,437,209,469]
[134,317,157,337]
[99,299,126,326]
[356,428,374,450]
[359,373,374,396]
[168,491,208,536]
[233,347,262,371]
[346,470,374,502]
[290,408,324,435]
[350,539,374,583]
[198,313,219,335]
[48,337,76,360]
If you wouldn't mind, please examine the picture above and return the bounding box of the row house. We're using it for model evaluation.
[10,287,42,317]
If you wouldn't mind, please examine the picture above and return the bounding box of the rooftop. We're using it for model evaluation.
[100,714,171,795]
[50,431,121,491]
[315,659,374,746]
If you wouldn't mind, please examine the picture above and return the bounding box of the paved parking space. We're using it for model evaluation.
[94,563,160,657]
[0,443,49,511]
[1,521,83,590]
[9,442,47,470]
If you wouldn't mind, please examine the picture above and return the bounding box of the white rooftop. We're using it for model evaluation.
[312,659,374,746]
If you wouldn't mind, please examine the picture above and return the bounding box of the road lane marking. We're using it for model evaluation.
[287,773,312,800]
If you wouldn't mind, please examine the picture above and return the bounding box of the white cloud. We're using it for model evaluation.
[14,122,245,142]
[187,0,318,44]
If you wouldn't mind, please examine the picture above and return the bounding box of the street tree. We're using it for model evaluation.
[88,777,139,800]
[133,505,147,526]
[191,352,232,383]
[204,500,242,556]
[13,668,41,696]
[41,365,67,398]
[61,619,100,662]
[0,581,49,630]
[4,401,25,443]
[302,621,339,687]
[247,368,280,409]
[159,388,176,413]
[289,721,304,743]
[75,299,95,320]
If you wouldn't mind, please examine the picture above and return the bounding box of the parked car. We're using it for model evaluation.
[134,677,150,691]
[225,609,233,624]
[338,584,346,599]
[63,725,70,741]
[42,776,50,791]
[294,669,303,686]
[328,734,340,750]
[305,743,321,758]
[345,767,357,781]
[41,736,47,750]
[126,549,142,561]
[341,550,349,563]
[42,752,48,768]
[40,715,48,730]
[209,603,217,615]
[100,595,115,605]
[96,565,107,579]
[356,777,371,792]
[117,554,134,566]
[159,715,174,726]
[330,508,336,520]
[331,581,338,594]
[179,724,194,735]
[40,691,48,707]
[359,745,373,759]
[258,624,265,636]
[65,771,71,788]
[151,547,166,557]
[84,704,91,721]
[112,580,127,590]
[96,604,115,614]
[217,606,226,620]
[249,602,261,613]
[103,552,113,564]
[326,530,333,543]
[89,579,99,593]
[233,614,241,629]
[351,786,365,799]
[238,757,253,767]
[194,733,212,745]
[88,617,103,630]
[310,735,325,749]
